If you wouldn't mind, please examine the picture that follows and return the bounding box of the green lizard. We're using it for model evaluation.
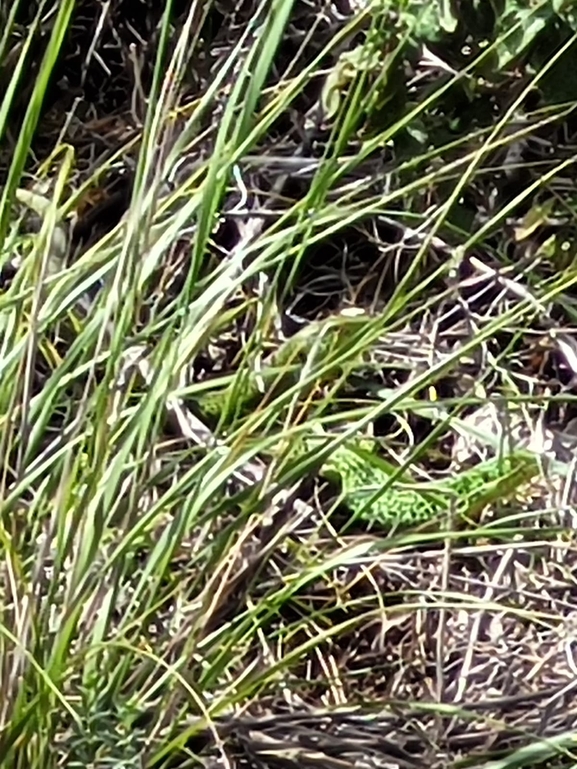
[315,437,540,530]
[196,314,381,418]
[192,319,542,531]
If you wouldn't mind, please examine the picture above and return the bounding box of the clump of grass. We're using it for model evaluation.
[1,2,577,768]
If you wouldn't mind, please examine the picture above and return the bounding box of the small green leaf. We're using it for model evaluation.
[495,3,555,69]
[513,198,555,242]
